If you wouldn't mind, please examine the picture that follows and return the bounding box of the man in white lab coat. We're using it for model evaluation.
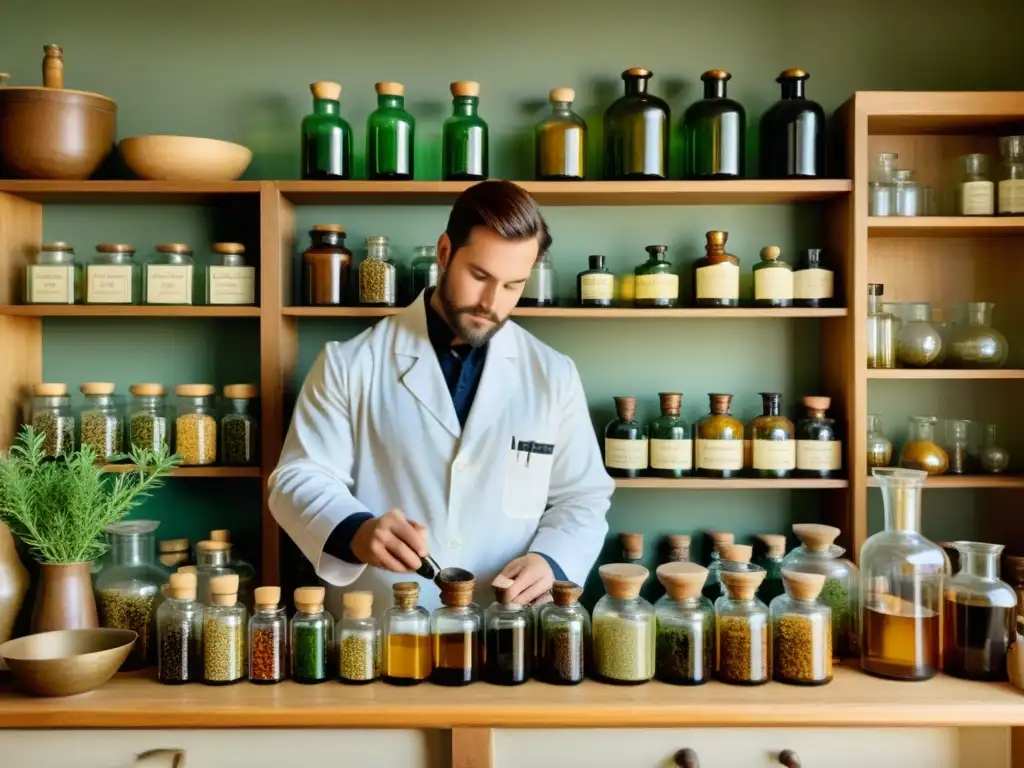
[269,180,614,612]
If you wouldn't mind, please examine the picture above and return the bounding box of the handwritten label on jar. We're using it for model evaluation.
[29,265,74,303]
[605,438,648,470]
[754,268,794,301]
[796,440,842,471]
[959,181,995,215]
[753,439,797,471]
[86,265,133,304]
[695,439,743,471]
[650,439,693,471]
[794,269,834,301]
[695,262,739,300]
[580,273,614,301]
[999,179,1024,214]
[635,273,679,301]
[208,265,255,305]
[146,265,193,304]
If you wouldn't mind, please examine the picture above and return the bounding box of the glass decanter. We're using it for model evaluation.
[899,415,949,475]
[648,392,691,478]
[301,81,351,180]
[536,86,587,181]
[383,581,431,685]
[604,396,647,478]
[866,414,893,468]
[367,81,414,180]
[747,392,795,478]
[654,563,713,685]
[770,570,832,685]
[897,302,943,368]
[681,69,745,179]
[537,581,590,685]
[979,424,1010,473]
[592,564,655,684]
[443,81,487,181]
[867,283,896,369]
[715,562,769,685]
[948,301,1008,369]
[603,67,669,180]
[695,393,743,478]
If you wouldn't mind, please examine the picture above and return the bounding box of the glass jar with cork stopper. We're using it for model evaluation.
[484,576,534,686]
[649,392,691,478]
[145,243,195,305]
[301,81,352,180]
[755,534,787,604]
[202,574,246,685]
[79,382,122,461]
[693,231,740,308]
[29,382,75,458]
[208,530,255,612]
[654,563,713,686]
[174,384,217,466]
[633,245,678,308]
[291,586,334,684]
[194,540,233,606]
[367,81,415,181]
[128,383,169,452]
[604,396,648,478]
[703,530,735,601]
[85,243,138,304]
[752,246,793,307]
[443,81,488,181]
[715,562,769,686]
[747,392,795,479]
[359,236,398,307]
[619,532,644,566]
[430,570,483,685]
[383,581,431,685]
[338,591,379,684]
[157,570,202,684]
[535,87,587,181]
[248,586,286,684]
[206,242,256,306]
[795,396,842,478]
[220,385,258,466]
[770,570,832,685]
[25,241,79,304]
[695,393,744,478]
[304,225,353,306]
[537,580,589,685]
[592,563,655,684]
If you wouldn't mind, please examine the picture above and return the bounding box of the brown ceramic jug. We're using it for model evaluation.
[31,561,98,633]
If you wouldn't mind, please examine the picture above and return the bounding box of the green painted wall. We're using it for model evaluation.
[9,0,1021,588]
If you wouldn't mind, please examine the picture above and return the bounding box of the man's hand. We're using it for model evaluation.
[498,553,554,605]
[350,509,429,572]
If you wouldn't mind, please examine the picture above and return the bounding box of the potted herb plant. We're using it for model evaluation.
[0,427,179,633]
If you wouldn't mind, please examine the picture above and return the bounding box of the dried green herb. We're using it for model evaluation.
[31,412,75,457]
[593,614,654,682]
[130,412,168,452]
[656,614,714,684]
[98,589,155,668]
[339,632,377,682]
[293,624,329,681]
[717,615,769,684]
[81,412,122,460]
[222,417,256,466]
[203,617,244,683]
[819,577,853,656]
[773,613,832,683]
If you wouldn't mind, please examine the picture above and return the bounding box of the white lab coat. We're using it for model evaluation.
[268,293,614,615]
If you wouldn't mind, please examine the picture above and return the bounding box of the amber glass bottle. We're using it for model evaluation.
[752,246,793,308]
[443,81,488,181]
[366,81,415,180]
[747,393,795,479]
[303,225,353,306]
[759,69,826,179]
[695,393,744,478]
[605,396,648,478]
[648,393,691,478]
[536,87,587,181]
[301,81,352,180]
[634,245,678,308]
[681,69,746,179]
[795,396,842,478]
[604,68,670,180]
[693,231,740,308]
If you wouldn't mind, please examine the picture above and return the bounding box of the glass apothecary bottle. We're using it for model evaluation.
[998,135,1024,215]
[194,540,233,606]
[861,468,947,680]
[174,384,217,466]
[894,170,920,217]
[648,392,692,478]
[693,231,740,308]
[577,254,614,308]
[25,242,79,304]
[897,303,943,368]
[128,383,169,452]
[703,530,735,601]
[221,384,258,467]
[359,236,398,307]
[604,68,669,180]
[431,574,482,686]
[96,520,169,670]
[291,586,333,684]
[159,538,191,570]
[202,574,247,685]
[208,529,255,613]
[338,590,379,684]
[367,81,414,180]
[869,152,898,217]
[301,81,351,180]
[681,69,745,179]
[538,580,589,685]
[715,562,769,685]
[383,581,431,685]
[795,396,841,478]
[633,245,677,308]
[755,534,787,604]
[157,571,202,684]
[944,541,1015,681]
[866,414,893,468]
[145,243,195,305]
[536,87,587,181]
[78,382,122,461]
[409,246,439,301]
[86,243,137,304]
[948,301,1008,369]
[655,563,713,685]
[752,246,793,308]
[771,570,832,685]
[206,243,255,306]
[520,251,557,307]
[979,424,1010,473]
[867,283,896,369]
[620,532,644,566]
[248,586,286,684]
[943,418,972,475]
[793,248,834,308]
[443,81,488,181]
[957,154,995,215]
[899,415,948,475]
[759,69,826,178]
[484,579,534,686]
[592,564,655,684]
[695,393,743,478]
[748,392,795,478]
[604,396,648,478]
[30,382,75,458]
[304,225,352,306]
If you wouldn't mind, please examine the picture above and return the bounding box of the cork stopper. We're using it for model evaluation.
[793,523,841,552]
[702,69,731,81]
[312,224,345,233]
[782,569,825,600]
[719,564,766,601]
[159,538,189,554]
[614,396,637,421]
[294,586,325,613]
[156,243,192,255]
[551,580,582,607]
[196,540,229,552]
[209,574,239,606]
[393,581,420,609]
[620,532,644,560]
[375,81,405,97]
[177,565,197,575]
[130,383,166,397]
[549,87,575,103]
[623,67,652,78]
[708,393,733,414]
[598,563,648,599]
[176,384,215,397]
[439,572,476,608]
[212,242,245,255]
[705,231,728,249]
[254,586,281,609]
[666,534,691,561]
[343,590,373,619]
[721,544,753,564]
[492,574,515,604]
[757,533,787,558]
[657,562,708,601]
[707,530,735,554]
[80,382,115,396]
[33,383,68,396]
[223,384,257,399]
[96,243,135,254]
[803,396,831,415]
[659,392,682,416]
[450,81,481,98]
[778,68,809,80]
[41,242,72,253]
[209,530,231,543]
[311,81,342,101]
[760,246,781,262]
[168,571,197,601]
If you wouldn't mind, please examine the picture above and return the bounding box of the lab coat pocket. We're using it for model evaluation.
[501,439,555,519]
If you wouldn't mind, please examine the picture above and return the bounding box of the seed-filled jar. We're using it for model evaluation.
[249,586,287,684]
[157,570,202,684]
[291,586,334,683]
[771,569,832,686]
[221,384,258,466]
[30,382,75,457]
[359,236,398,306]
[655,562,714,685]
[145,243,195,305]
[592,563,655,684]
[79,382,123,461]
[128,383,169,452]
[25,241,79,304]
[484,576,534,686]
[174,384,217,465]
[304,225,353,306]
[202,573,246,685]
[430,571,483,686]
[716,562,769,685]
[338,590,379,684]
[383,581,431,685]
[538,580,589,685]
[86,243,138,304]
[206,242,256,305]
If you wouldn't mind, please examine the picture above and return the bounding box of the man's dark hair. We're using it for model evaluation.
[445,180,552,258]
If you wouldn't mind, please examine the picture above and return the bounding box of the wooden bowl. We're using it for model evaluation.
[0,628,136,697]
[118,135,252,181]
[0,87,117,179]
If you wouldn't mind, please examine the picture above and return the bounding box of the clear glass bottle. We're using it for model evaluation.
[95,520,169,670]
[944,542,1015,681]
[206,243,256,306]
[795,396,841,478]
[696,393,743,478]
[869,152,898,217]
[752,246,793,308]
[943,418,972,475]
[443,81,488,181]
[693,231,740,308]
[957,153,995,215]
[577,254,614,308]
[681,69,745,179]
[520,251,557,307]
[202,574,247,685]
[174,384,217,466]
[603,68,669,180]
[25,242,79,304]
[221,384,258,466]
[431,575,483,686]
[948,301,1009,369]
[748,392,795,478]
[770,570,832,685]
[157,571,202,684]
[358,236,398,307]
[867,283,896,369]
[755,534,787,604]
[703,530,735,601]
[144,243,195,305]
[860,468,947,681]
[538,580,589,685]
[648,392,691,478]
[158,538,191,570]
[383,581,431,685]
[759,68,826,179]
[128,383,169,453]
[654,563,713,685]
[484,580,534,686]
[29,382,75,458]
[304,225,353,306]
[604,396,648,478]
[338,590,379,684]
[248,586,286,684]
[291,586,333,684]
[208,530,255,613]
[715,562,769,685]
[409,246,439,301]
[194,540,233,606]
[866,414,893,468]
[79,381,122,461]
[592,564,655,684]
[793,248,834,308]
[632,244,677,308]
[536,86,587,181]
[894,169,920,217]
[899,415,949,475]
[86,243,138,304]
[979,424,1010,473]
[367,81,414,180]
[620,532,644,566]
[897,302,943,367]
[301,81,352,180]
[998,135,1024,215]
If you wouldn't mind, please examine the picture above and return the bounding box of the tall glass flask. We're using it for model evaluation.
[866,283,896,369]
[536,87,587,180]
[443,81,488,181]
[301,81,352,180]
[759,69,826,179]
[367,81,415,180]
[681,69,745,179]
[603,68,669,180]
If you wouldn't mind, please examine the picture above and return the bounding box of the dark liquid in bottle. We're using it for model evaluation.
[943,598,1014,681]
[485,626,530,685]
[862,604,939,681]
[431,630,479,686]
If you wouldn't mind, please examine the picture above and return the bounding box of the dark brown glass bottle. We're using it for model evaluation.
[759,69,827,179]
[747,393,795,479]
[695,394,743,478]
[795,396,841,478]
[603,68,670,180]
[693,231,740,308]
[681,70,746,179]
[303,225,353,306]
[604,396,648,478]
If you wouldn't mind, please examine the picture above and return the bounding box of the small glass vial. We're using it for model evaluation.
[86,243,138,304]
[30,382,75,458]
[604,396,648,478]
[174,384,217,466]
[145,243,195,305]
[648,392,692,478]
[208,529,256,613]
[338,590,379,684]
[409,246,439,301]
[755,534,787,605]
[897,302,943,367]
[770,570,832,686]
[654,563,713,686]
[206,242,256,305]
[620,532,644,566]
[128,383,169,452]
[221,384,258,466]
[383,581,431,685]
[944,418,972,475]
[793,248,833,307]
[537,580,589,685]
[520,251,557,307]
[26,242,79,304]
[695,393,744,478]
[291,586,334,684]
[359,236,397,306]
[693,231,740,308]
[866,414,893,468]
[592,564,655,684]
[79,382,123,461]
[431,574,483,686]
[202,574,246,685]
[866,283,896,369]
[957,154,995,216]
[869,152,898,216]
[795,396,842,478]
[248,586,286,684]
[304,225,353,306]
[194,540,233,606]
[703,530,735,601]
[157,571,202,684]
[634,245,678,308]
[747,392,795,478]
[894,169,920,217]
[715,562,769,685]
[577,254,614,308]
[899,415,949,475]
[998,135,1024,215]
[752,246,793,308]
[536,87,587,181]
[484,577,534,686]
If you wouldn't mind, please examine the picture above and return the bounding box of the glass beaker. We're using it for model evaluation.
[896,302,943,368]
[866,284,896,369]
[866,414,893,468]
[894,169,920,216]
[899,415,949,475]
[943,419,972,475]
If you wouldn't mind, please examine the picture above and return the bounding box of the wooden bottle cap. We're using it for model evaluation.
[439,571,476,607]
[658,393,683,415]
[212,242,245,255]
[209,574,239,605]
[705,230,728,247]
[156,243,192,254]
[223,384,257,399]
[40,242,72,252]
[177,565,198,575]
[34,383,68,396]
[778,68,809,80]
[254,586,280,609]
[375,81,405,96]
[551,580,582,607]
[792,523,840,552]
[803,395,831,411]
[491,574,515,604]
[613,396,637,420]
[96,243,135,253]
[622,67,652,78]
[295,586,326,612]
[781,569,826,600]
[549,87,575,103]
[312,224,345,233]
[311,81,342,100]
[721,544,753,564]
[209,530,231,543]
[130,383,166,397]
[168,571,197,600]
[666,534,691,556]
[175,384,215,397]
[80,382,115,396]
[598,563,648,599]
[159,538,189,553]
[757,533,787,557]
[393,581,420,607]
[619,531,643,559]
[702,69,731,81]
[657,562,708,601]
[343,590,373,619]
[760,246,781,262]
[707,530,735,554]
[450,81,481,97]
[719,565,766,601]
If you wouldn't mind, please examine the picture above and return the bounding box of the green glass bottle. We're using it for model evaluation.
[747,392,795,479]
[536,87,587,180]
[367,81,415,180]
[301,81,352,180]
[752,246,794,308]
[634,245,678,308]
[443,81,488,181]
[603,68,670,180]
[649,393,691,478]
[604,396,648,478]
[577,255,614,308]
[681,70,746,179]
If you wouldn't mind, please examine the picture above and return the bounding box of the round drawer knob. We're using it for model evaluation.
[778,749,802,768]
[673,748,700,768]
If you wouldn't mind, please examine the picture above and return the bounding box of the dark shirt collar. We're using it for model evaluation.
[425,288,477,360]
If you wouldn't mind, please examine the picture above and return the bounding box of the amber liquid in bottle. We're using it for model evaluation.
[862,604,940,681]
[384,633,431,684]
[693,231,740,308]
[943,597,1014,681]
[432,630,480,685]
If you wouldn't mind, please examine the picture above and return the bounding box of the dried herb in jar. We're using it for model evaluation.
[717,615,768,684]
[176,413,217,465]
[773,613,832,684]
[293,624,329,681]
[81,412,122,459]
[593,614,653,682]
[340,633,377,682]
[131,411,168,452]
[203,618,244,682]
[655,614,714,684]
[250,626,284,682]
[541,624,585,683]
[159,623,200,683]
[99,590,155,668]
[32,411,75,457]
[819,577,853,656]
[222,417,256,465]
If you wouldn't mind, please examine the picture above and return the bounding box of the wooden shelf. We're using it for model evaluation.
[0,305,260,318]
[868,216,1024,236]
[284,306,848,319]
[867,369,1024,380]
[615,477,848,490]
[103,465,262,478]
[0,180,261,204]
[854,91,1024,134]
[867,474,1024,488]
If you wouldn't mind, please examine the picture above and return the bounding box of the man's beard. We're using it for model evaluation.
[437,275,507,348]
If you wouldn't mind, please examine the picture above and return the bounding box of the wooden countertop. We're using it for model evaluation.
[1,668,1022,729]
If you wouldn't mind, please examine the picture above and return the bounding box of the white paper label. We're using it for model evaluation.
[753,439,797,470]
[999,179,1024,214]
[695,439,744,471]
[29,265,74,303]
[605,438,648,470]
[86,265,133,304]
[650,439,693,471]
[794,268,834,300]
[146,264,193,304]
[796,440,843,471]
[959,181,995,215]
[695,262,739,300]
[635,273,679,301]
[208,265,255,305]
[754,268,794,301]
[580,273,614,301]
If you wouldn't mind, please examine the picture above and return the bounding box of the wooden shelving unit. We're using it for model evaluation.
[284,306,848,319]
[102,464,262,478]
[867,369,1024,380]
[616,477,848,490]
[866,474,1024,489]
[868,217,1024,236]
[0,305,261,318]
